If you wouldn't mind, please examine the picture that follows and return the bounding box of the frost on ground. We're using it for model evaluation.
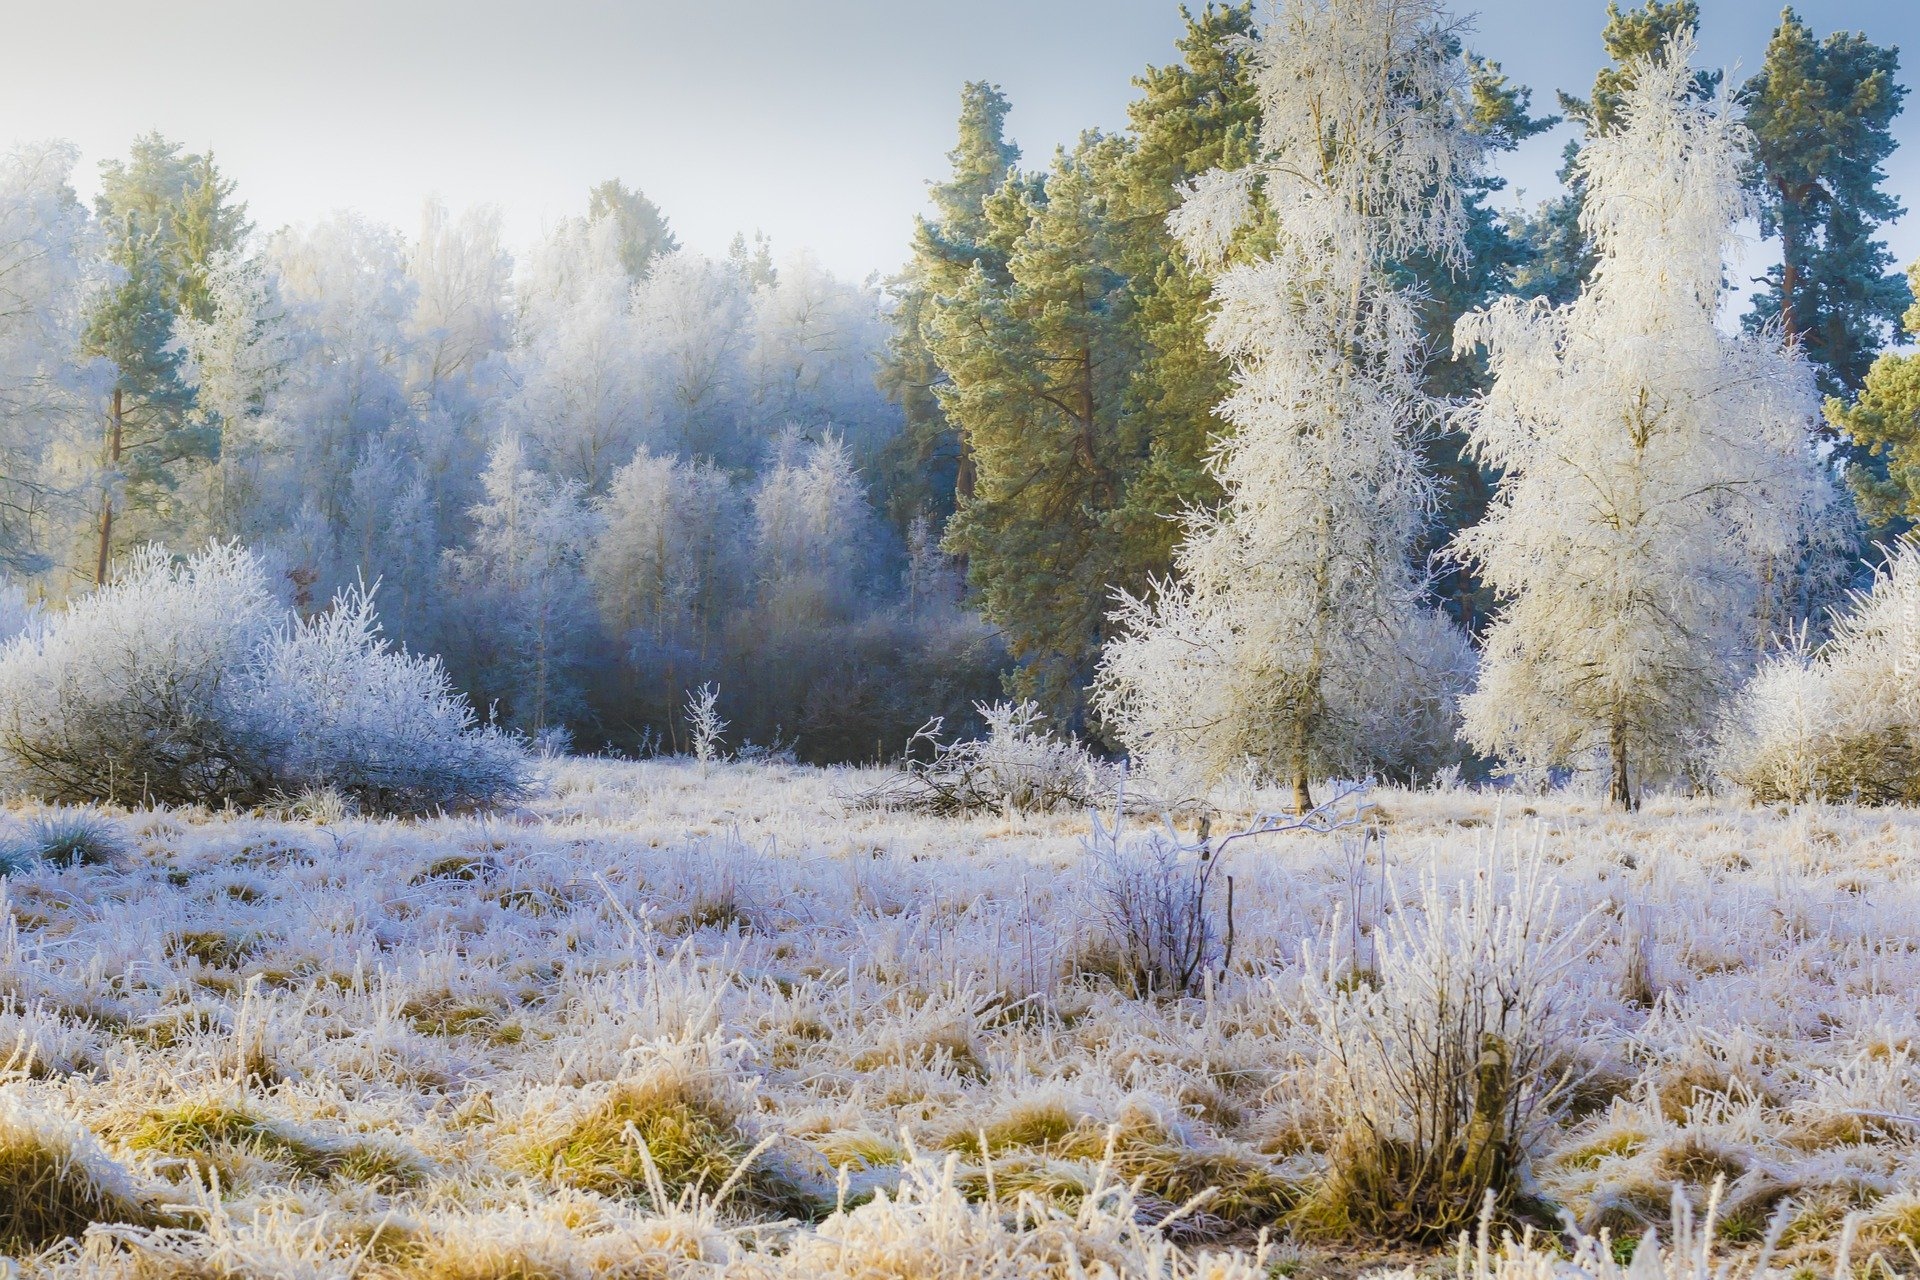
[0,760,1916,1277]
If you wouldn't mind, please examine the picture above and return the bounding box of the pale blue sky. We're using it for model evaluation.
[3,1,1917,284]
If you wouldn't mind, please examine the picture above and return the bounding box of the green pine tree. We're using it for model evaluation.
[1825,265,1920,526]
[1105,3,1268,601]
[877,82,1024,532]
[930,138,1138,718]
[1742,8,1907,398]
[587,179,678,279]
[82,134,250,582]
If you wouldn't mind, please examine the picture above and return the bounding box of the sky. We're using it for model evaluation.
[4,0,1920,288]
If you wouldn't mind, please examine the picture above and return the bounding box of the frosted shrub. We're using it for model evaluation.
[1721,541,1920,804]
[0,543,283,806]
[861,701,1117,815]
[1303,846,1591,1240]
[245,581,530,814]
[1082,784,1371,997]
[0,543,530,813]
[684,682,728,765]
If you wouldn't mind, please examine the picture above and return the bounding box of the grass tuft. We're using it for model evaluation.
[0,1092,160,1252]
[535,1069,817,1219]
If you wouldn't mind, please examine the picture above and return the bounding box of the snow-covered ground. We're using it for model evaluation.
[2,759,1918,1276]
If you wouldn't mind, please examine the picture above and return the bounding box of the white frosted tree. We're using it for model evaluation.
[1093,0,1483,812]
[588,446,744,734]
[1453,37,1836,808]
[515,215,650,492]
[446,435,599,737]
[750,428,875,633]
[259,214,415,546]
[743,250,894,461]
[175,248,295,544]
[0,143,110,582]
[632,248,749,461]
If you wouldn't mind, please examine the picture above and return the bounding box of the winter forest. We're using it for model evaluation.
[6,0,1920,1276]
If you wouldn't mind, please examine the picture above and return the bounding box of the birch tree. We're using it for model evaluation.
[1094,0,1482,811]
[1454,37,1836,808]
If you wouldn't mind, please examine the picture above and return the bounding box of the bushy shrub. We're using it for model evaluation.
[1302,848,1590,1241]
[859,701,1119,815]
[244,582,531,814]
[1081,812,1222,998]
[1720,541,1920,805]
[0,544,530,814]
[0,544,283,807]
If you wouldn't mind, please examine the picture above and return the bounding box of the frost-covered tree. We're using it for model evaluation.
[588,447,744,740]
[1094,0,1484,811]
[0,144,108,580]
[1454,38,1837,808]
[744,251,893,462]
[632,248,749,462]
[515,215,650,492]
[175,248,294,543]
[749,429,874,633]
[445,435,598,736]
[258,214,415,547]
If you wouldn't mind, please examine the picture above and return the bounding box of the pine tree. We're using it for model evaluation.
[1095,0,1486,811]
[1104,3,1268,610]
[915,8,1281,726]
[876,83,1022,531]
[1825,269,1920,525]
[82,134,250,582]
[1742,9,1906,400]
[586,179,678,281]
[1455,37,1835,809]
[929,137,1138,716]
[1510,2,1707,309]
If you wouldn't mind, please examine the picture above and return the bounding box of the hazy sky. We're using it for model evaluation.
[5,0,1920,285]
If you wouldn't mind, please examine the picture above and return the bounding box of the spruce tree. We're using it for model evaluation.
[1742,9,1906,399]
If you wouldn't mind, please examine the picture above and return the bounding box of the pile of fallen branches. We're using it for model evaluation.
[854,701,1122,815]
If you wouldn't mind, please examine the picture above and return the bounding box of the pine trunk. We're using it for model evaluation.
[94,387,123,586]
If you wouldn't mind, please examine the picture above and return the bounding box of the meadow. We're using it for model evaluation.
[1,758,1916,1277]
